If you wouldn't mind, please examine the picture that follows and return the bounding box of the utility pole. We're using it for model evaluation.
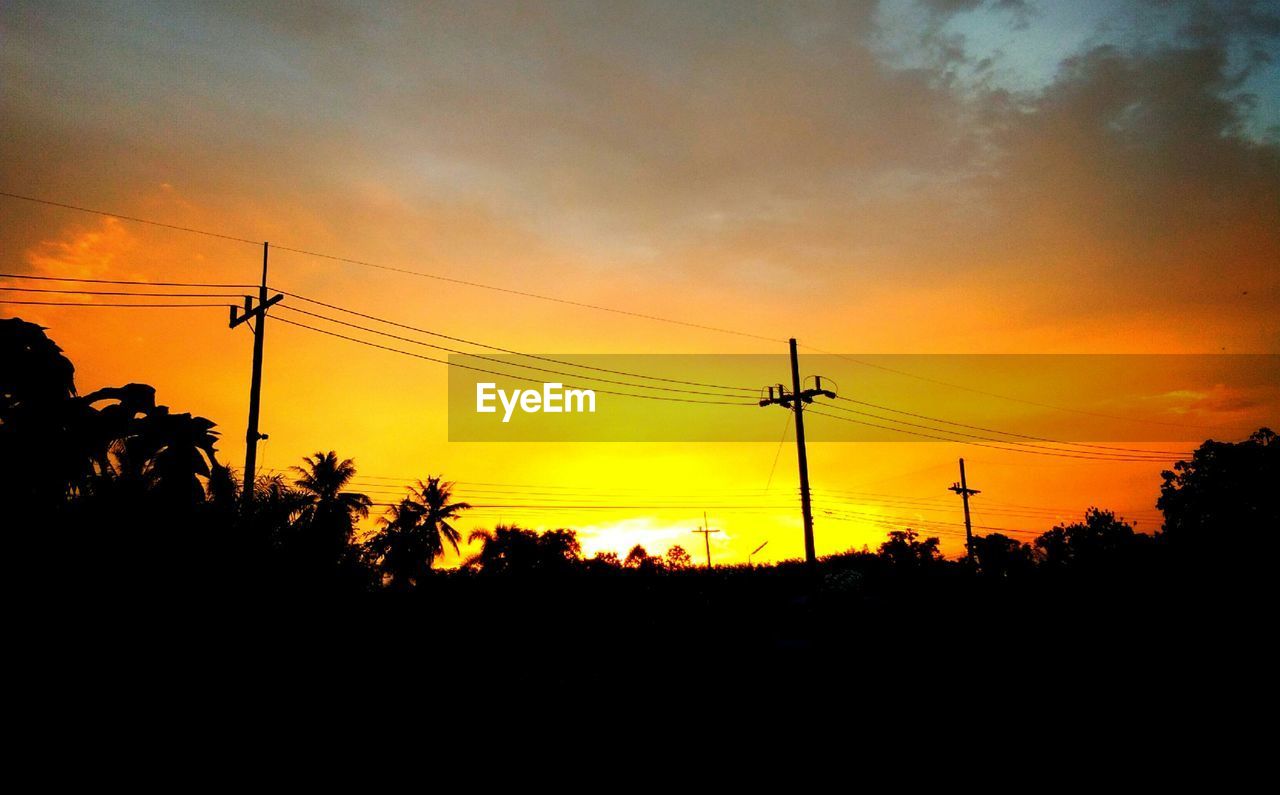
[759,338,835,574]
[748,540,768,568]
[692,512,721,569]
[230,242,283,505]
[948,457,980,565]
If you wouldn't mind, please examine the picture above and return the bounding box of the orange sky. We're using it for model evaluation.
[2,1,1277,564]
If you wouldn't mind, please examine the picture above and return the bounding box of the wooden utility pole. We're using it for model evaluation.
[230,242,283,505]
[692,512,721,569]
[948,457,980,564]
[759,338,835,574]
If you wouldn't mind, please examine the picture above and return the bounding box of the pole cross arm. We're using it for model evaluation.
[759,387,834,407]
[796,388,832,405]
[229,293,284,328]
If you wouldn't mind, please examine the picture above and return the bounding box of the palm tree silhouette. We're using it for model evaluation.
[465,524,537,573]
[365,476,469,590]
[291,451,371,557]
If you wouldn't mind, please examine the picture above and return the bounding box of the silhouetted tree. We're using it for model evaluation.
[2,319,229,587]
[540,529,582,569]
[366,499,426,590]
[0,317,84,508]
[971,532,1035,579]
[81,387,219,511]
[244,472,308,549]
[1034,508,1142,572]
[466,524,582,574]
[878,529,942,570]
[206,462,240,507]
[665,545,693,570]
[365,476,469,589]
[289,451,371,567]
[584,551,621,574]
[200,463,252,562]
[624,544,649,568]
[467,524,535,573]
[623,544,665,572]
[1158,428,1278,555]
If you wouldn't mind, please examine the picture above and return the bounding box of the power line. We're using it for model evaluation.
[808,486,1159,520]
[0,191,261,245]
[270,247,784,343]
[800,343,1223,431]
[356,482,784,496]
[366,503,794,515]
[347,490,1096,526]
[818,401,1181,461]
[7,272,765,394]
[276,288,760,393]
[1,286,245,299]
[343,480,795,499]
[804,407,1181,462]
[8,270,769,397]
[818,505,1037,537]
[0,272,257,289]
[0,190,1227,436]
[1,300,231,308]
[819,512,975,542]
[272,315,757,406]
[344,482,1027,513]
[1,275,1211,453]
[833,395,1190,456]
[279,469,1161,520]
[405,504,800,510]
[276,303,750,399]
[266,466,1164,514]
[764,409,792,491]
[0,190,782,342]
[267,469,787,492]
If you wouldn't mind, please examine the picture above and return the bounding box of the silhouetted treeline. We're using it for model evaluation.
[3,316,1276,631]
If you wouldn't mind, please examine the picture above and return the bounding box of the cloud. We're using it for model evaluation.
[1175,382,1278,415]
[23,217,136,280]
[968,35,1280,309]
[2,0,1277,350]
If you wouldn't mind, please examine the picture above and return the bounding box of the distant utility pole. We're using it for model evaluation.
[230,242,284,505]
[692,512,721,569]
[748,540,768,568]
[948,457,980,564]
[759,338,836,574]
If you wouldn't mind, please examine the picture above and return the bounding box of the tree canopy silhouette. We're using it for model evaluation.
[971,532,1036,579]
[289,451,370,558]
[877,529,942,570]
[365,476,470,589]
[6,312,1279,629]
[465,524,583,574]
[1158,428,1278,556]
[1033,508,1149,574]
[665,545,693,570]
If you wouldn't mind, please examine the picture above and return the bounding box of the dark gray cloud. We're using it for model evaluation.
[1,0,1276,347]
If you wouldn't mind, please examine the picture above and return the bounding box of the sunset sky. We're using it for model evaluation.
[3,0,1277,564]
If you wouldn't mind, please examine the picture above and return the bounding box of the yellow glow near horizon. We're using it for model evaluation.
[3,2,1277,565]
